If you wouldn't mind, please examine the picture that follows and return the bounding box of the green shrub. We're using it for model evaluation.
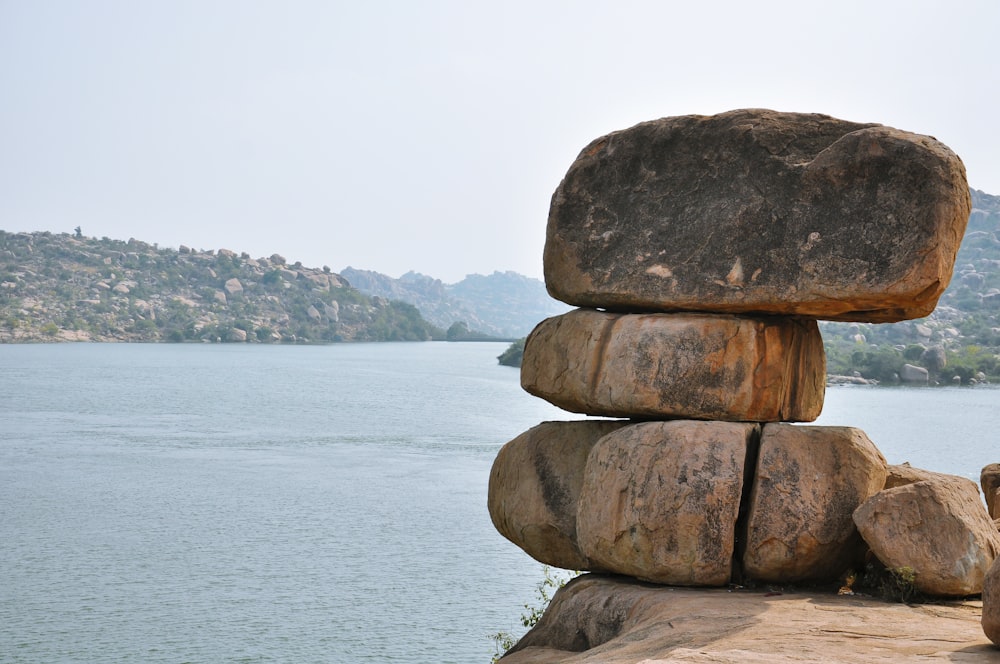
[490,566,578,662]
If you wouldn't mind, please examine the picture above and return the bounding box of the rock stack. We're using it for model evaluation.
[488,110,1000,650]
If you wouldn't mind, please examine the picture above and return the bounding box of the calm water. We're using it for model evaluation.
[1,342,997,663]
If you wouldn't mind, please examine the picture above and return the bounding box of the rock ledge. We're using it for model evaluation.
[501,575,995,663]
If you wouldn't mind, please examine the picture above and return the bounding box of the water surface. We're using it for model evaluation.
[1,342,996,663]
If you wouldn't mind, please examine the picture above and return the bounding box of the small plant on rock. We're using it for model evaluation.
[490,566,578,662]
[853,561,923,603]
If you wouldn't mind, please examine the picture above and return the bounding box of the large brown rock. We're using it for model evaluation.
[983,463,1000,519]
[501,575,994,663]
[488,420,630,570]
[544,109,970,322]
[853,479,1000,596]
[520,309,825,422]
[985,556,1000,646]
[884,462,976,491]
[743,424,887,583]
[576,420,757,586]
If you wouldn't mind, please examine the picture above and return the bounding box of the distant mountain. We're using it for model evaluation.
[0,232,441,343]
[340,267,570,339]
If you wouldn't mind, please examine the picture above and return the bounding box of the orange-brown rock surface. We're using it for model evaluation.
[492,108,993,655]
[742,424,887,583]
[576,421,757,585]
[544,109,970,322]
[985,557,1000,645]
[884,461,975,490]
[520,309,825,422]
[853,478,1000,596]
[982,463,1000,520]
[488,420,629,569]
[500,575,996,663]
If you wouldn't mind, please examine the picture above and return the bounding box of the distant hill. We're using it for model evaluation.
[0,232,441,343]
[5,186,1000,372]
[340,267,570,339]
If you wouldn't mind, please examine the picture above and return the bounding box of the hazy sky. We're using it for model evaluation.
[2,1,998,283]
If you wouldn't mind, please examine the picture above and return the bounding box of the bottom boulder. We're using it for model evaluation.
[500,574,993,663]
[576,420,757,586]
[742,424,887,584]
[488,420,631,570]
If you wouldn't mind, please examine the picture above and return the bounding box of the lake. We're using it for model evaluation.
[1,342,997,663]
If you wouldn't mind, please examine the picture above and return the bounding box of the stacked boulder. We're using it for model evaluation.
[489,111,1000,612]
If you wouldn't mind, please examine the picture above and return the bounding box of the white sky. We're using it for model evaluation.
[2,1,998,283]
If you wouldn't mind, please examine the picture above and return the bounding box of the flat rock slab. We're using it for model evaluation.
[521,309,825,422]
[501,575,995,663]
[544,109,970,322]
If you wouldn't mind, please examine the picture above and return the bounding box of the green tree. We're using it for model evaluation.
[447,321,470,340]
[497,338,525,367]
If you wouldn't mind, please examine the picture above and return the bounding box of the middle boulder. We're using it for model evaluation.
[521,308,825,422]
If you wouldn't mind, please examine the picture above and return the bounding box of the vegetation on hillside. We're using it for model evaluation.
[0,231,443,343]
[497,338,525,367]
[444,321,504,342]
[341,266,569,339]
[819,189,1000,384]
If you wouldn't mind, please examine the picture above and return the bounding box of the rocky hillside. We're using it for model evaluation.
[820,188,1000,383]
[5,187,999,361]
[340,267,569,339]
[0,232,440,343]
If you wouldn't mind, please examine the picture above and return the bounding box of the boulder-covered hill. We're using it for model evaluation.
[340,267,570,339]
[820,188,1000,383]
[0,231,440,343]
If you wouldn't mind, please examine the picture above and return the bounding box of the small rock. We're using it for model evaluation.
[899,363,929,385]
[854,479,1000,596]
[224,277,243,297]
[885,462,975,491]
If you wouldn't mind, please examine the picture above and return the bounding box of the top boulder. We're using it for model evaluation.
[544,109,970,322]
